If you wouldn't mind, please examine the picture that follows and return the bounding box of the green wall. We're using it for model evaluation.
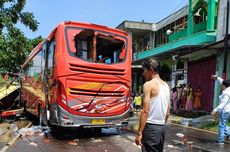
[213,49,230,108]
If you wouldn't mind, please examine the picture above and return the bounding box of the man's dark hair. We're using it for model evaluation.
[222,79,230,88]
[142,58,160,73]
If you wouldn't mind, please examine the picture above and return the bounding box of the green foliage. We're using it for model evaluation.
[29,35,43,48]
[201,121,230,133]
[201,115,230,133]
[0,0,39,33]
[0,34,43,74]
[0,0,42,75]
[201,121,218,132]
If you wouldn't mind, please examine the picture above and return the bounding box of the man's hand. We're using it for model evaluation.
[211,111,216,116]
[211,75,217,80]
[135,133,143,146]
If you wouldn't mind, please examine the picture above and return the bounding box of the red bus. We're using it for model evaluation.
[22,21,132,128]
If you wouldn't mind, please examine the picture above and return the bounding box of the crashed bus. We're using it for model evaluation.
[21,21,132,129]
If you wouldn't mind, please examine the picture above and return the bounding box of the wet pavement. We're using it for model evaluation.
[128,113,230,152]
[2,113,230,152]
[6,128,141,152]
[166,123,230,152]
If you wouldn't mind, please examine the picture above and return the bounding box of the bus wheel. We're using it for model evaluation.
[38,104,42,126]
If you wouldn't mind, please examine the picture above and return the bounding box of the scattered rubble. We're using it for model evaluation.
[10,124,18,137]
[176,133,184,138]
[18,125,50,136]
[179,115,215,127]
[29,142,37,146]
[68,140,78,146]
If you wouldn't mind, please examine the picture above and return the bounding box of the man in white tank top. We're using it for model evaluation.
[135,58,170,152]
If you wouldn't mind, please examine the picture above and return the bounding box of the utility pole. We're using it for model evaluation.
[223,0,229,80]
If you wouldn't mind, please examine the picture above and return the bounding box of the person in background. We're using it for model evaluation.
[130,92,135,110]
[180,84,187,110]
[193,87,202,110]
[211,75,230,145]
[134,92,142,112]
[172,87,178,113]
[177,85,183,111]
[135,58,170,152]
[185,83,193,111]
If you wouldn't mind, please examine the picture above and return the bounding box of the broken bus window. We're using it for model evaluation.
[71,29,125,64]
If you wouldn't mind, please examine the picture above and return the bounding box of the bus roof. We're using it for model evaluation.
[63,21,128,36]
[22,21,128,68]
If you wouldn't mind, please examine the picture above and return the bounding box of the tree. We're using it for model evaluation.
[0,33,43,74]
[0,0,39,33]
[0,0,40,74]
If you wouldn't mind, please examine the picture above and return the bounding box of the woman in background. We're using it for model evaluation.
[186,83,193,111]
[194,87,202,110]
[172,87,178,113]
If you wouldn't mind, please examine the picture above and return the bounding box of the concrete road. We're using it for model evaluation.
[4,126,196,152]
[3,113,229,152]
[6,128,141,152]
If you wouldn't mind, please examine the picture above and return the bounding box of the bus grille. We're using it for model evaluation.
[69,88,125,97]
[69,63,125,76]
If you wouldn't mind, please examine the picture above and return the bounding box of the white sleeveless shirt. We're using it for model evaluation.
[146,80,170,125]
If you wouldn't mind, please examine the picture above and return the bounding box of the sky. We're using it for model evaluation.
[19,0,188,39]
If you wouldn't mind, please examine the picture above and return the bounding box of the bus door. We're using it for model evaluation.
[44,38,56,124]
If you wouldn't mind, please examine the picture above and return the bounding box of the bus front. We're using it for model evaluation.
[52,22,132,128]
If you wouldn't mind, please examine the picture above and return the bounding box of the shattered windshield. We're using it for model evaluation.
[65,28,126,64]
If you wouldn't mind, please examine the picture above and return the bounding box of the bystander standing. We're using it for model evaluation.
[172,87,178,113]
[135,58,170,152]
[211,75,230,145]
[134,93,142,112]
[186,83,193,111]
[194,87,202,110]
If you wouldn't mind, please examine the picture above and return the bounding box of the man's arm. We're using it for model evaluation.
[165,89,171,123]
[217,77,223,85]
[212,95,229,114]
[211,75,223,84]
[138,83,150,134]
[135,82,151,146]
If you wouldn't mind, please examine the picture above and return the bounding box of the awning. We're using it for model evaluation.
[132,45,202,65]
[179,34,230,59]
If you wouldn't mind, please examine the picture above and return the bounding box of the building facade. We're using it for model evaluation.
[117,0,227,111]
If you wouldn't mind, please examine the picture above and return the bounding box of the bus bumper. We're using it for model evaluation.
[49,103,130,128]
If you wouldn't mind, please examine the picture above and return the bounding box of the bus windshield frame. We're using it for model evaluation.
[64,26,128,64]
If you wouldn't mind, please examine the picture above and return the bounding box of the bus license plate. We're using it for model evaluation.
[92,119,105,124]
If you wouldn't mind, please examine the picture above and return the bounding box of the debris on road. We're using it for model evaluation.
[10,124,18,137]
[18,125,49,136]
[176,133,184,138]
[29,142,37,146]
[68,141,78,146]
[167,144,174,148]
[90,138,103,143]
